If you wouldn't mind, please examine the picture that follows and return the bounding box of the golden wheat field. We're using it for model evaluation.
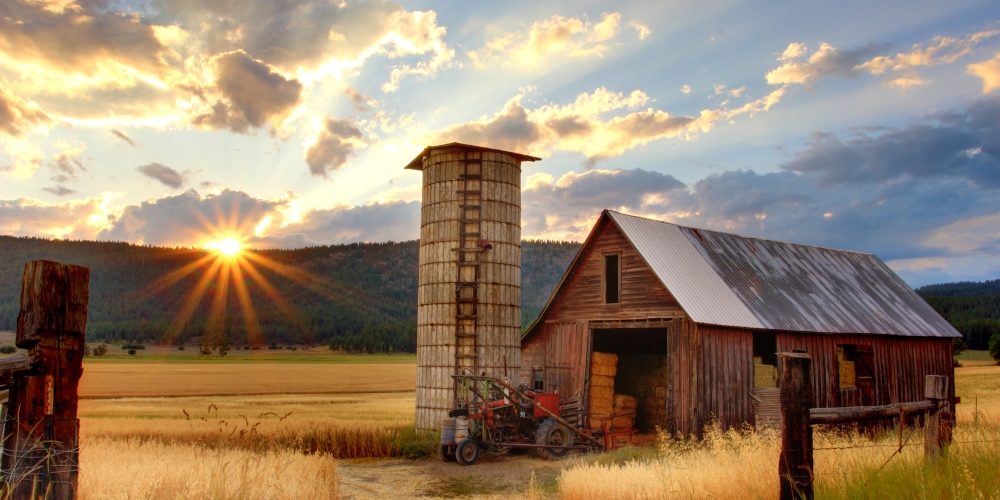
[75,354,1000,499]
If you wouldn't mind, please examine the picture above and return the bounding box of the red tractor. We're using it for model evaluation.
[439,375,602,465]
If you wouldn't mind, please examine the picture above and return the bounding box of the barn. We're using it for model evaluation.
[520,210,960,437]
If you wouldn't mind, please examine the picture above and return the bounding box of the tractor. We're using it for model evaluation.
[438,375,602,465]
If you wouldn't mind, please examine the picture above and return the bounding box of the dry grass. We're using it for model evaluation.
[79,393,419,458]
[80,438,338,499]
[559,362,1000,499]
[80,361,414,398]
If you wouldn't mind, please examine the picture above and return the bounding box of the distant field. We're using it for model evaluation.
[80,359,416,398]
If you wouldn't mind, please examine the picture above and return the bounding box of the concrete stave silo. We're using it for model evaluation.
[406,143,539,430]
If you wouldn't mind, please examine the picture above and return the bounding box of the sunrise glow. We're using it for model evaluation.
[205,237,243,257]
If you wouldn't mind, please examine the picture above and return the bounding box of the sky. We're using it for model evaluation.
[0,0,998,287]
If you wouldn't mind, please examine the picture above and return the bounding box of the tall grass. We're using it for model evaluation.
[80,438,338,499]
[559,417,1000,499]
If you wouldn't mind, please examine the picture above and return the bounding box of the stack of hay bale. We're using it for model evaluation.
[588,352,617,429]
[838,351,856,388]
[611,394,637,431]
[753,356,778,388]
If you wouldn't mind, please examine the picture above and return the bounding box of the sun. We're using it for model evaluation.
[205,237,243,257]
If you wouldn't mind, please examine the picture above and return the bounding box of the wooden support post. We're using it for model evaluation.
[778,352,814,500]
[2,260,89,499]
[924,375,949,460]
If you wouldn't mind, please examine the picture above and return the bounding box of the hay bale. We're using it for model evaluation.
[589,386,614,410]
[591,374,615,388]
[591,352,618,377]
[610,414,634,430]
[839,361,856,388]
[613,394,637,412]
[754,364,778,388]
[589,412,611,430]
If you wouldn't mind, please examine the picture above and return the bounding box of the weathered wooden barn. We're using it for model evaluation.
[520,210,960,436]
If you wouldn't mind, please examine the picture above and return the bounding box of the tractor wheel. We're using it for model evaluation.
[438,443,455,462]
[535,418,575,460]
[455,438,480,466]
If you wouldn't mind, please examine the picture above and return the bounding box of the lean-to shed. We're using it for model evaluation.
[520,210,960,436]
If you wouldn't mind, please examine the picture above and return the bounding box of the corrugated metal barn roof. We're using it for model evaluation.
[608,211,960,338]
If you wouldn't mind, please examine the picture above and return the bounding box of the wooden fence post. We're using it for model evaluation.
[924,375,949,460]
[778,352,814,500]
[2,260,89,499]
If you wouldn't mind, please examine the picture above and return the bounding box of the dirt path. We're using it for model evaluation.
[338,453,575,499]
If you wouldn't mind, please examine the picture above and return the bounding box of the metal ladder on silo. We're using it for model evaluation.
[453,151,482,381]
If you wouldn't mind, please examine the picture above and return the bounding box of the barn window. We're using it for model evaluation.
[837,345,857,389]
[532,368,545,391]
[603,254,620,304]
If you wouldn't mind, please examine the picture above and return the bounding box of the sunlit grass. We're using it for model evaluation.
[81,438,338,499]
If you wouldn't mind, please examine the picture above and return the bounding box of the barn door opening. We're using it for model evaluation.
[837,344,876,406]
[590,327,668,433]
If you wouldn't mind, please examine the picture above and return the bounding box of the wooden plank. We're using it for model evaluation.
[809,400,942,424]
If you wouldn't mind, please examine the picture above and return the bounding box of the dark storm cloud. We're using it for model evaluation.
[137,162,185,188]
[193,51,303,133]
[305,118,363,177]
[783,96,1000,187]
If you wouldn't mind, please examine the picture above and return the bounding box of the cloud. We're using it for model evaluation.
[99,189,284,246]
[305,118,364,177]
[859,30,999,75]
[630,22,651,41]
[432,86,785,163]
[43,185,75,196]
[517,97,1000,284]
[0,86,49,136]
[344,88,376,112]
[110,129,136,146]
[770,30,999,88]
[0,0,179,78]
[467,12,623,69]
[260,201,420,247]
[137,162,185,188]
[379,10,455,92]
[192,51,303,133]
[48,143,86,183]
[680,84,692,94]
[766,42,881,85]
[968,51,1000,94]
[783,96,1000,187]
[0,195,110,239]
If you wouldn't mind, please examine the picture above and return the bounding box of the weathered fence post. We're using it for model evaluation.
[2,260,89,499]
[778,352,814,500]
[924,375,949,460]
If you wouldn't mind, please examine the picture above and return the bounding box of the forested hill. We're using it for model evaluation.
[1,235,996,353]
[916,279,1000,350]
[0,236,580,352]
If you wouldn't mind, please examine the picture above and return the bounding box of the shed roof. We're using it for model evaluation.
[404,143,541,171]
[526,210,960,338]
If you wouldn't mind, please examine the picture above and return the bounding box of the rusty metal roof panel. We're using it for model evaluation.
[607,211,764,330]
[607,211,960,338]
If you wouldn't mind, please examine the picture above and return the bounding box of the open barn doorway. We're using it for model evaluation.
[591,327,668,433]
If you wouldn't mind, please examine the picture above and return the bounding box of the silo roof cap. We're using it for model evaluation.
[404,142,541,170]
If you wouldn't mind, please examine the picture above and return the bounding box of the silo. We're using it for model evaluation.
[405,143,539,430]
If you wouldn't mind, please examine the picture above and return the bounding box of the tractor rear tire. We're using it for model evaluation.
[535,418,574,460]
[455,438,480,466]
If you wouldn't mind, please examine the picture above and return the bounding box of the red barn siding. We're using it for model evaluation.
[521,321,590,398]
[776,334,954,408]
[543,217,684,323]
